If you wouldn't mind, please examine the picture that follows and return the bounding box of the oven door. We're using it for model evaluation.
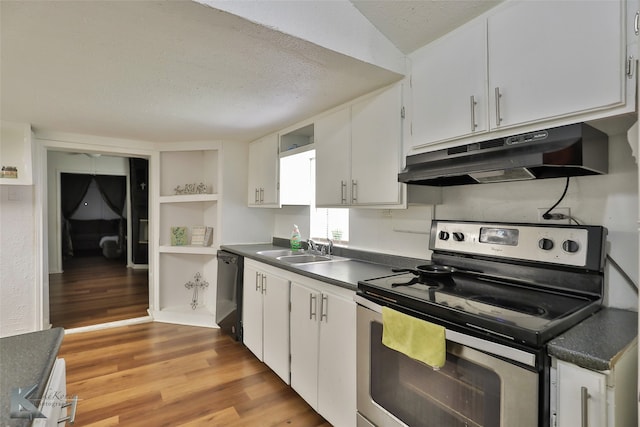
[356,297,540,427]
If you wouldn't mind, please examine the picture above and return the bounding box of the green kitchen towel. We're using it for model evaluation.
[382,306,446,369]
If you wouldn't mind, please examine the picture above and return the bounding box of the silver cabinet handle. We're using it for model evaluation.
[310,294,317,320]
[254,188,259,204]
[635,11,639,35]
[255,272,261,292]
[261,274,266,294]
[259,187,264,203]
[340,180,347,204]
[470,95,478,132]
[320,294,328,322]
[58,395,78,424]
[494,87,503,127]
[351,180,358,204]
[581,386,589,427]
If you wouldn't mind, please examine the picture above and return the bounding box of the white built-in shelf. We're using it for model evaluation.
[159,194,219,203]
[159,245,217,255]
[152,306,217,328]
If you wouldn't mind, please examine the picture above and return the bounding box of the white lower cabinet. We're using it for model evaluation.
[290,278,356,427]
[242,260,291,384]
[552,343,637,427]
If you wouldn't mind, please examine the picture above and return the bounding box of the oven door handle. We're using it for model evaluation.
[355,295,537,368]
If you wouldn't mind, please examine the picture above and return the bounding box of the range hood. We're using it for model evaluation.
[399,123,608,186]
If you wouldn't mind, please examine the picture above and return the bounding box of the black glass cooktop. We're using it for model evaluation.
[359,271,600,347]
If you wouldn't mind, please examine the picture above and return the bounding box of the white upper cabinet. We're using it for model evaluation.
[315,84,404,208]
[248,133,279,207]
[411,20,488,147]
[487,0,625,130]
[410,0,630,151]
[315,107,351,206]
[351,83,403,206]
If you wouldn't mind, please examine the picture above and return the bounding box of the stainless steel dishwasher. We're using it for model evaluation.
[216,250,243,341]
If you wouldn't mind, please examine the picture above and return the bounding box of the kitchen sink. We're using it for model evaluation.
[276,254,333,263]
[256,249,348,264]
[256,249,303,258]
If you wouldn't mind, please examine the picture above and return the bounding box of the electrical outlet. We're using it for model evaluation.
[537,207,571,224]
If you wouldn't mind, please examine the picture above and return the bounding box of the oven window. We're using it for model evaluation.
[370,322,501,427]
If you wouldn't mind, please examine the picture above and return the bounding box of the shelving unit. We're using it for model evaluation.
[152,145,221,327]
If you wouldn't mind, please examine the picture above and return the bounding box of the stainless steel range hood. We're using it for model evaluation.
[399,123,608,186]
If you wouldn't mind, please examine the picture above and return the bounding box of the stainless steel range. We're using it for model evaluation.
[356,220,606,427]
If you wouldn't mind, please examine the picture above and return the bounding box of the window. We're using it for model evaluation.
[309,155,349,243]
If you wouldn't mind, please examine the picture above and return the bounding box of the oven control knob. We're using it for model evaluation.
[538,238,554,251]
[438,231,450,241]
[562,239,580,253]
[452,232,465,242]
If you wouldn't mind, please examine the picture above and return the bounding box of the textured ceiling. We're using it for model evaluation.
[351,0,503,54]
[0,0,500,143]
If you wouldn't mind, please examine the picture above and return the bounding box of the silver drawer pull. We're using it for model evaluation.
[581,386,589,427]
[320,294,328,322]
[494,87,503,127]
[310,294,317,320]
[58,395,78,424]
[470,95,478,132]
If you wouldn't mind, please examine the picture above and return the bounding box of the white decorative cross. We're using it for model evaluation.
[184,272,209,310]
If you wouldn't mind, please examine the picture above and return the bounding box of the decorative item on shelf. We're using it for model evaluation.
[170,226,188,246]
[1,166,18,178]
[203,227,213,246]
[173,182,209,195]
[190,226,214,246]
[185,272,209,310]
[191,226,205,245]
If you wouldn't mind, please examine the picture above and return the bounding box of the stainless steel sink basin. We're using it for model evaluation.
[256,248,349,264]
[276,254,333,263]
[256,249,303,258]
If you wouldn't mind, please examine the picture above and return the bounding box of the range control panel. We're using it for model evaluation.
[429,221,591,267]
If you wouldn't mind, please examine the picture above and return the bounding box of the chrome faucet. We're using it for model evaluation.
[307,239,319,253]
[323,239,334,256]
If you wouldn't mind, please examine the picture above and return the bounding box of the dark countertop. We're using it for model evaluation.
[547,308,637,371]
[0,328,65,427]
[220,241,427,290]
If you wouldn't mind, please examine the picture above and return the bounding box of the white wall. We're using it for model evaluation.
[0,185,38,336]
[219,141,275,245]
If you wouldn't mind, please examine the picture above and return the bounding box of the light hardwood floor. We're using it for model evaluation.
[59,322,331,427]
[49,255,149,329]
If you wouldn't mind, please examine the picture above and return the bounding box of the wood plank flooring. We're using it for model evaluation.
[49,255,149,329]
[59,322,331,427]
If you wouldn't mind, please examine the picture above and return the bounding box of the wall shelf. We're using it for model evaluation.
[153,145,221,327]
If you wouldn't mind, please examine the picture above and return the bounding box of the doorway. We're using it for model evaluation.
[47,151,150,329]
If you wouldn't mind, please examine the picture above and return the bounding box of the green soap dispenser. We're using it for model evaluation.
[290,224,302,251]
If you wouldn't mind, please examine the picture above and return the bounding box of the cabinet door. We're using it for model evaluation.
[556,360,606,427]
[242,264,263,360]
[315,107,351,206]
[317,291,356,427]
[351,84,403,206]
[488,1,624,129]
[290,282,321,408]
[248,134,280,207]
[259,134,280,206]
[247,140,262,206]
[410,20,488,148]
[262,271,291,384]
